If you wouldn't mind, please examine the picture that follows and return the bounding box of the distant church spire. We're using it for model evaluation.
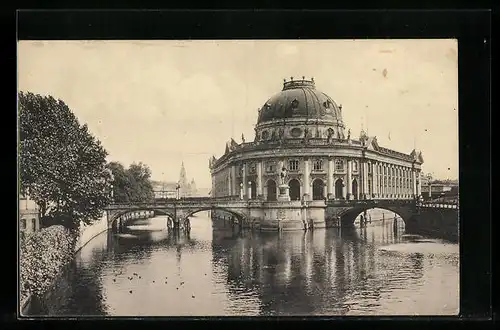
[179,162,188,186]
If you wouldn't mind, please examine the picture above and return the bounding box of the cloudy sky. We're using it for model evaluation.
[18,39,458,189]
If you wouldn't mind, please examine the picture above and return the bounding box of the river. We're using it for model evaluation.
[25,211,459,317]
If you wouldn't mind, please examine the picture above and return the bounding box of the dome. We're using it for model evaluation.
[257,78,344,125]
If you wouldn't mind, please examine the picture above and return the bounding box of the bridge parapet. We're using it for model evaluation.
[326,199,416,208]
[419,202,459,210]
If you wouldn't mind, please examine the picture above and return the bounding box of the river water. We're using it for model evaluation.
[26,211,459,317]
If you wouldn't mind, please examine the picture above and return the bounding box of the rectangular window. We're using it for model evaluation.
[353,161,358,172]
[313,159,323,171]
[288,160,299,171]
[266,162,276,173]
[335,159,344,172]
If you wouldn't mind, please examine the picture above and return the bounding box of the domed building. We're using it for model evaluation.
[209,77,423,208]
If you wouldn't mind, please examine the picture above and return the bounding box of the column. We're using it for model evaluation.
[231,165,237,196]
[382,164,386,198]
[360,160,365,199]
[402,168,406,198]
[363,161,373,199]
[327,157,333,199]
[323,184,327,199]
[416,170,422,196]
[303,158,310,200]
[412,169,417,197]
[242,164,247,199]
[390,165,394,197]
[346,159,352,200]
[257,161,263,198]
[227,170,231,196]
[373,161,378,198]
[395,166,398,197]
[247,181,252,200]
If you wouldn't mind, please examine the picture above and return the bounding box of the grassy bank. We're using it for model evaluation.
[20,225,76,304]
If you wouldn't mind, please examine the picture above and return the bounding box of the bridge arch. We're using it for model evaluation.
[336,204,415,228]
[108,208,175,229]
[182,206,246,223]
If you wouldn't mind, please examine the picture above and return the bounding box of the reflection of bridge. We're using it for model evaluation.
[105,197,459,241]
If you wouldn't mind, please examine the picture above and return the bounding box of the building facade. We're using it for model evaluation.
[19,193,40,236]
[209,78,424,202]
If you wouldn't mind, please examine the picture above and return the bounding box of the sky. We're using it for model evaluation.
[18,39,458,189]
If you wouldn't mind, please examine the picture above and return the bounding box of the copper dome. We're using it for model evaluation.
[257,78,344,125]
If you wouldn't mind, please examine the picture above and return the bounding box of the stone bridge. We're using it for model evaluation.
[105,197,459,241]
[105,197,251,230]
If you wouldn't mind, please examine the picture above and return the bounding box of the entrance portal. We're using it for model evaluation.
[249,181,257,199]
[266,179,277,201]
[335,179,344,199]
[288,179,301,201]
[312,179,325,200]
[352,179,358,200]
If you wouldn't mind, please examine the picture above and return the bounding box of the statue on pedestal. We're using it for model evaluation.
[327,128,334,144]
[280,167,288,185]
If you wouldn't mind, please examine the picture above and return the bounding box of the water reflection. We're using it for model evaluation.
[26,214,459,317]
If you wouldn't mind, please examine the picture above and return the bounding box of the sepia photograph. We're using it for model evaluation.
[18,39,459,317]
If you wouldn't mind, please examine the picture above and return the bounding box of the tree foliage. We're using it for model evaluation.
[19,92,112,229]
[107,161,155,203]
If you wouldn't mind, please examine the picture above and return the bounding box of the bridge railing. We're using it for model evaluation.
[107,196,247,209]
[419,201,459,210]
[326,198,416,207]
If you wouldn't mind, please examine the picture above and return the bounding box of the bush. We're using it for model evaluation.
[20,225,77,302]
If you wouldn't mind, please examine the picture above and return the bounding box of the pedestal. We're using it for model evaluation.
[277,184,291,202]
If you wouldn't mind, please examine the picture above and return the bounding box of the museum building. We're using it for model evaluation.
[209,77,424,202]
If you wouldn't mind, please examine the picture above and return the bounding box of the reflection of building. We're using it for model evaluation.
[209,78,424,202]
[153,162,199,199]
[19,193,40,236]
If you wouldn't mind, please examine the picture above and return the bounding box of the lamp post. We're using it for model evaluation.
[427,173,433,200]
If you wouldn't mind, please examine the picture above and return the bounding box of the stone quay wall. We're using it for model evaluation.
[74,212,108,252]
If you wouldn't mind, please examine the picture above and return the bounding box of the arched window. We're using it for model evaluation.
[31,218,37,231]
[20,218,26,230]
[335,159,344,172]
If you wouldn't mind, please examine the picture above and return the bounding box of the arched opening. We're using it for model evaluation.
[189,208,245,233]
[20,218,26,230]
[267,179,277,201]
[335,179,344,199]
[312,179,325,200]
[250,181,257,200]
[288,179,301,201]
[352,179,358,200]
[340,206,406,234]
[31,218,37,231]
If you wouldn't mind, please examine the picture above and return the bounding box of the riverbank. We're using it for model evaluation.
[20,212,110,315]
[20,225,76,313]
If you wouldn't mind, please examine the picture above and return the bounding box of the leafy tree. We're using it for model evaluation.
[107,161,155,203]
[19,92,112,229]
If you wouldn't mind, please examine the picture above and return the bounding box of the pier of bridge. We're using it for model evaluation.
[105,196,458,241]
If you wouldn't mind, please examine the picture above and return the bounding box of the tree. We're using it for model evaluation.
[107,161,155,203]
[19,92,112,229]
